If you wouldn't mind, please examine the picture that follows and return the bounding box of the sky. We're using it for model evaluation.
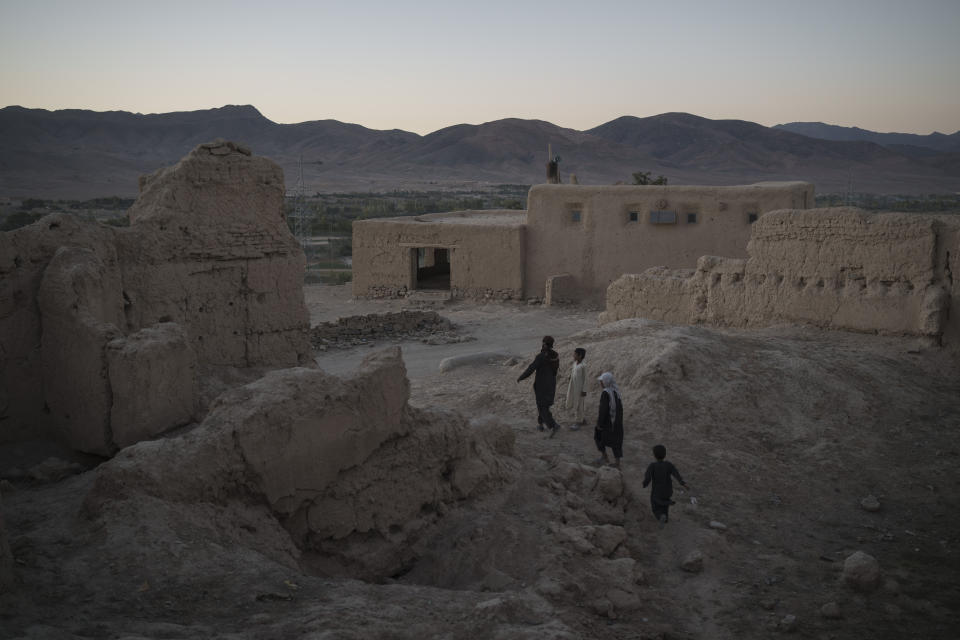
[1,0,958,135]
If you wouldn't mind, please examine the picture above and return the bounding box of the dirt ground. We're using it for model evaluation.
[2,284,959,639]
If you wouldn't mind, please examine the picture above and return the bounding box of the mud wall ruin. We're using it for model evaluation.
[352,210,525,299]
[600,208,960,348]
[83,348,515,580]
[0,141,311,455]
[525,182,813,303]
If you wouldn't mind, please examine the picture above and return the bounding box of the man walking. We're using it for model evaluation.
[517,335,561,437]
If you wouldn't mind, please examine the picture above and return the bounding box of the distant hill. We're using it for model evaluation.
[1,105,958,198]
[774,121,960,153]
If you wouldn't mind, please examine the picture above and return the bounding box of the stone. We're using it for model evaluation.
[860,495,881,512]
[592,525,628,556]
[820,602,842,619]
[709,520,728,530]
[842,551,881,592]
[779,614,798,632]
[606,588,641,612]
[681,549,704,573]
[27,457,84,482]
[593,465,624,501]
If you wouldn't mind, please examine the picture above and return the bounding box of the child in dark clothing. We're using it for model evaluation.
[642,444,689,528]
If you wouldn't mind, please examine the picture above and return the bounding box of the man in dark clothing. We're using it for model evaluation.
[517,335,561,437]
[642,444,689,528]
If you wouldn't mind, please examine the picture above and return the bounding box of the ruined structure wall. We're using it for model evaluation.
[121,140,310,367]
[525,182,813,303]
[601,208,960,348]
[352,210,525,300]
[0,216,121,444]
[0,141,311,453]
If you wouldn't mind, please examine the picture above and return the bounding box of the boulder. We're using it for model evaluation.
[842,551,881,592]
[681,549,705,573]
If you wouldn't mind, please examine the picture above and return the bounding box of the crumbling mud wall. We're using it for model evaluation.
[352,210,525,299]
[601,208,960,348]
[120,140,309,366]
[0,141,311,454]
[82,348,515,579]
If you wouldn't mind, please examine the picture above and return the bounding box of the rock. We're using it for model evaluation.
[759,598,778,611]
[883,577,901,594]
[27,457,84,482]
[820,602,842,619]
[552,462,587,488]
[588,597,615,618]
[681,549,704,573]
[779,614,798,632]
[606,588,641,612]
[593,465,624,501]
[860,495,881,512]
[709,520,728,530]
[842,551,881,592]
[592,525,628,556]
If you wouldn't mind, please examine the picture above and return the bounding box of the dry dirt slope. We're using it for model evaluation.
[408,319,960,639]
[1,313,958,639]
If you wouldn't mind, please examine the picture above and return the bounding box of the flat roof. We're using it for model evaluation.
[359,209,527,227]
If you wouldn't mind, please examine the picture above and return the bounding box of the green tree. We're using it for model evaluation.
[632,171,668,185]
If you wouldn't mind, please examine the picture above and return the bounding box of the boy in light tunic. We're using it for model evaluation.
[565,348,587,430]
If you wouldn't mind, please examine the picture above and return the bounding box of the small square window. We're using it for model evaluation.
[570,210,581,223]
[629,211,639,222]
[748,213,758,224]
[686,213,697,224]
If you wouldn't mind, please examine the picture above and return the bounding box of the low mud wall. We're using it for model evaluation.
[601,208,960,348]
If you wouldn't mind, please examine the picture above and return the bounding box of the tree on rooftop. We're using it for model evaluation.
[632,171,668,185]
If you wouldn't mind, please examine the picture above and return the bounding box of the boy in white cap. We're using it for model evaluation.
[565,348,587,429]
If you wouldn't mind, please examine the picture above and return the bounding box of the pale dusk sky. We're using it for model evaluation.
[1,0,958,135]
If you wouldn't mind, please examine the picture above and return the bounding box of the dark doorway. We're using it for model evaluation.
[415,247,451,290]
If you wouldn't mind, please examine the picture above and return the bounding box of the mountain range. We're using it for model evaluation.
[1,105,957,199]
